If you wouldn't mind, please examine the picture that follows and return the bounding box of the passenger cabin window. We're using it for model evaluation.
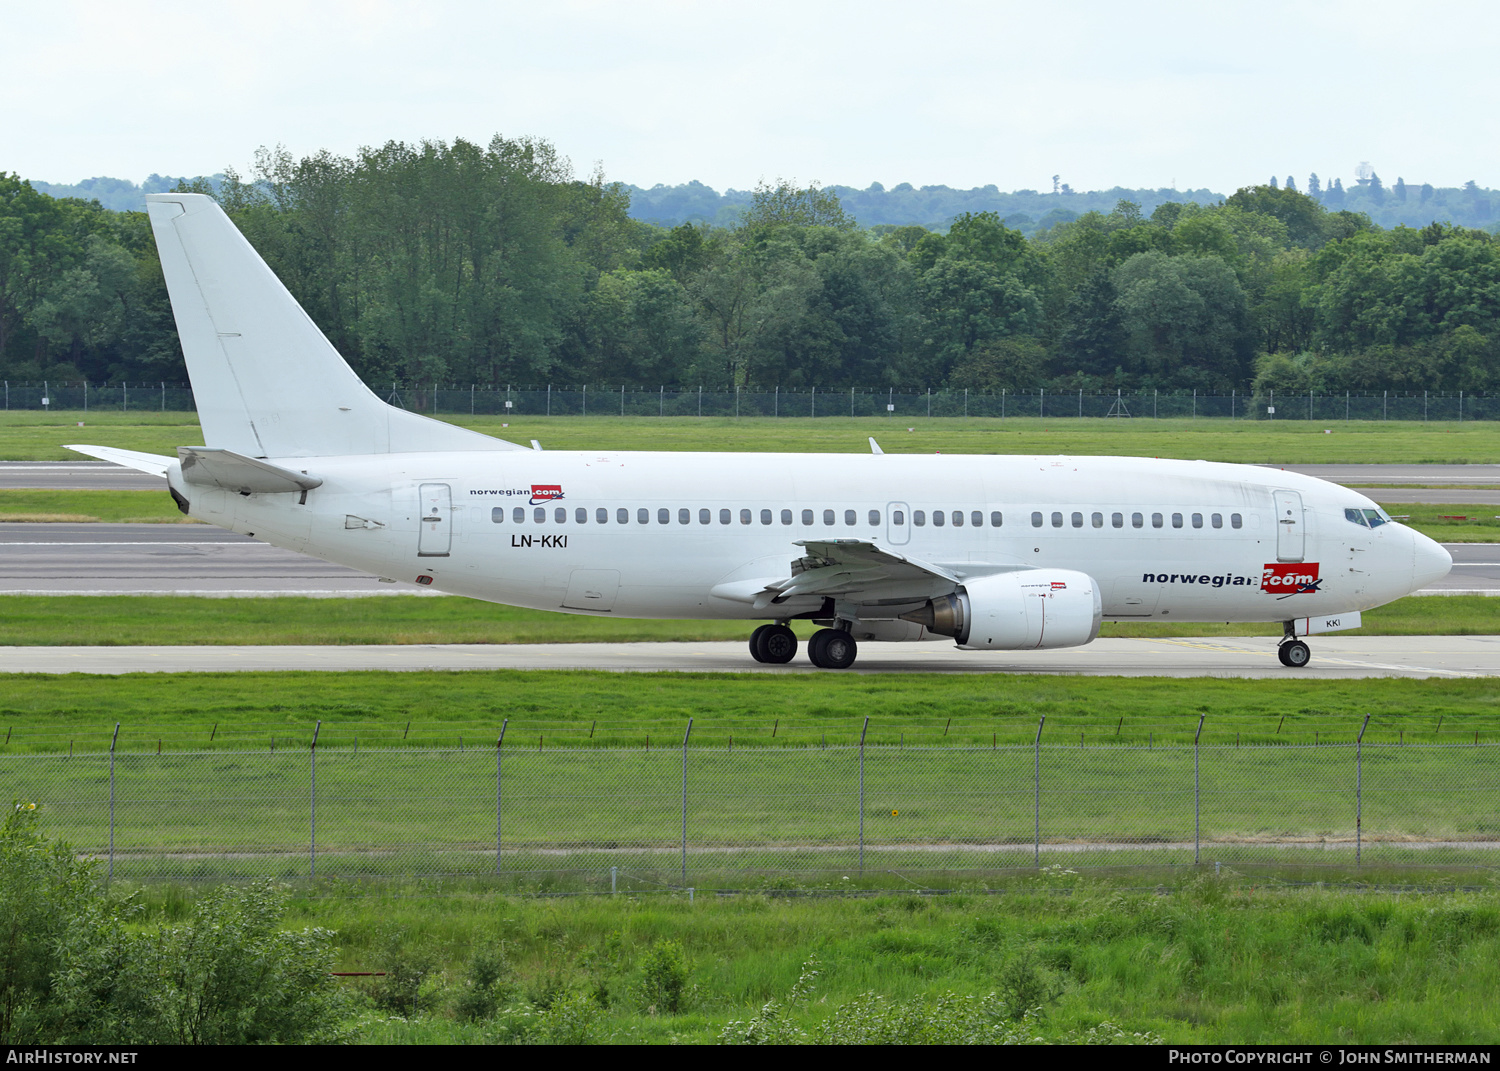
[513,506,525,523]
[893,510,904,525]
[556,507,567,523]
[802,509,814,525]
[1112,512,1124,529]
[933,510,945,527]
[1031,511,1043,528]
[971,511,982,527]
[951,511,962,527]
[990,511,1002,527]
[638,508,650,524]
[1172,513,1184,529]
[782,509,793,525]
[870,510,882,525]
[679,508,690,524]
[1092,512,1104,528]
[845,509,856,525]
[720,508,731,524]
[699,508,710,524]
[1071,512,1083,528]
[739,509,751,525]
[492,507,505,523]
[1152,513,1163,529]
[823,509,834,525]
[1231,513,1243,529]
[1132,512,1143,529]
[760,509,772,525]
[534,507,546,523]
[617,508,629,524]
[597,507,609,524]
[575,507,587,524]
[1052,512,1064,528]
[659,508,670,524]
[915,511,927,526]
[1192,513,1203,529]
[1211,513,1223,529]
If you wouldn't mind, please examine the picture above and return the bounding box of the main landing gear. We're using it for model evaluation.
[1277,621,1311,668]
[748,624,859,669]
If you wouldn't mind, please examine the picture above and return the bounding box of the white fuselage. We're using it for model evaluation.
[169,450,1451,631]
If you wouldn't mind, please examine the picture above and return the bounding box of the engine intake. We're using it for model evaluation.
[899,569,1102,650]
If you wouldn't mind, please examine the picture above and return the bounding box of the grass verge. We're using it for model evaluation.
[7,411,1500,462]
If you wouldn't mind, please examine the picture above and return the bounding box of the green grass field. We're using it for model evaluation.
[7,409,1500,462]
[109,875,1500,1044]
[2,669,1497,754]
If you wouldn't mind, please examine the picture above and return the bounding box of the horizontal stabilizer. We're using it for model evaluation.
[177,447,322,494]
[64,445,172,478]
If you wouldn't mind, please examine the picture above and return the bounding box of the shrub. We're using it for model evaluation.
[453,944,513,1022]
[636,939,689,1014]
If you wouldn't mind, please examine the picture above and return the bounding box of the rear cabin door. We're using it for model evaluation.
[1273,490,1305,563]
[418,483,453,557]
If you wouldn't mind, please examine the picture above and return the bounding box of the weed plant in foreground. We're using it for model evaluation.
[116,872,1500,1044]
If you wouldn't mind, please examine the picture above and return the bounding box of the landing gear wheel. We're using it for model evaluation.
[759,624,798,664]
[1278,640,1311,668]
[748,624,772,663]
[808,628,858,669]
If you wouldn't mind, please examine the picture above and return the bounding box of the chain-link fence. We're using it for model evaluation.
[4,382,1498,421]
[5,723,1496,882]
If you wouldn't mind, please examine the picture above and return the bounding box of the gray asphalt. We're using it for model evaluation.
[0,523,1492,596]
[6,635,1497,678]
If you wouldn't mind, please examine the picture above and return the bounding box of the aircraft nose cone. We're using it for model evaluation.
[1412,531,1452,590]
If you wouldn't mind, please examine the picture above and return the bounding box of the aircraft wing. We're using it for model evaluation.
[64,444,173,478]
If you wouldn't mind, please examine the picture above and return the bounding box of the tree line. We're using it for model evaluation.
[4,136,1500,396]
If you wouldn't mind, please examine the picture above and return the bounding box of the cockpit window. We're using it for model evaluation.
[1345,508,1369,528]
[1363,508,1390,528]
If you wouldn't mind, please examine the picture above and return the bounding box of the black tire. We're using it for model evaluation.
[1280,640,1311,668]
[760,624,798,664]
[809,627,857,669]
[748,624,772,663]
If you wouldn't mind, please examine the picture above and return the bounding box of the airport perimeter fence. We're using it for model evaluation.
[5,381,1500,421]
[4,720,1498,884]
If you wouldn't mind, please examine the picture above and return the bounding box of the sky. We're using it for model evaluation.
[4,0,1498,195]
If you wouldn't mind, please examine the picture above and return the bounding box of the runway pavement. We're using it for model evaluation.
[0,462,166,490]
[5,635,1497,677]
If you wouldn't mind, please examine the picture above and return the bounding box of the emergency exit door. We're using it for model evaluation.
[418,483,452,557]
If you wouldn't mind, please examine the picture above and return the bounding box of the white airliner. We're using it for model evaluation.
[70,194,1452,670]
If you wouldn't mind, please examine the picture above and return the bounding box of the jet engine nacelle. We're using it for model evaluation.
[899,569,1102,650]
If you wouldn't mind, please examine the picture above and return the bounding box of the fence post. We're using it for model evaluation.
[310,720,321,880]
[547,384,551,416]
[859,717,869,873]
[621,384,625,416]
[108,723,119,884]
[1194,714,1204,865]
[1356,714,1370,866]
[1034,716,1045,868]
[681,718,693,885]
[496,718,507,873]
[582,383,586,416]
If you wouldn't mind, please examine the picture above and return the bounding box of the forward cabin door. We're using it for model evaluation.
[1273,490,1305,563]
[418,483,453,557]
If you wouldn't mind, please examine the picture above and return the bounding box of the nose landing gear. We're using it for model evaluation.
[1277,621,1311,667]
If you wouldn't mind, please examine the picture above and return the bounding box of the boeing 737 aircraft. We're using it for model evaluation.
[70,194,1452,669]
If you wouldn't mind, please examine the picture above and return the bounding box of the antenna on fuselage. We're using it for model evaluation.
[531,440,542,452]
[868,437,884,455]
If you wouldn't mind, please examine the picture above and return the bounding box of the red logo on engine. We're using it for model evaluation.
[1261,562,1321,595]
[529,484,564,505]
[1050,581,1067,590]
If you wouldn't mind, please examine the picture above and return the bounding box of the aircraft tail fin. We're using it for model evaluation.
[144,193,524,458]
